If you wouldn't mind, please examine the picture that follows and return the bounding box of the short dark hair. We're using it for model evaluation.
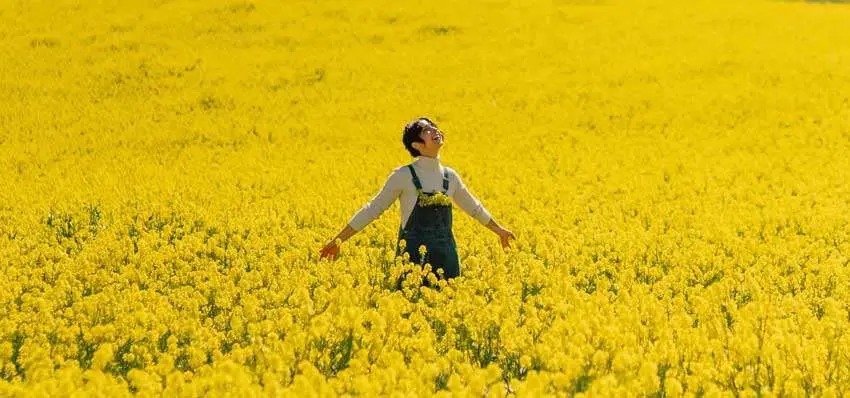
[402,117,437,157]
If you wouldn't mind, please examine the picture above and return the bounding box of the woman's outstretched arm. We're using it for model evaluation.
[319,168,404,260]
[451,170,516,250]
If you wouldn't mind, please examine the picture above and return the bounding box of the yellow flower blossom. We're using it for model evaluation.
[417,191,453,207]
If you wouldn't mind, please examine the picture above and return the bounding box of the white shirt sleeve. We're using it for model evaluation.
[450,169,492,226]
[347,168,404,232]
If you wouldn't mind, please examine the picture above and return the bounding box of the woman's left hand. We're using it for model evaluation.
[498,228,516,250]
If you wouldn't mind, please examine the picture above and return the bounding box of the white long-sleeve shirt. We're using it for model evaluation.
[347,155,493,232]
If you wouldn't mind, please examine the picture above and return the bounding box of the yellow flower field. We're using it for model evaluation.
[2,0,850,395]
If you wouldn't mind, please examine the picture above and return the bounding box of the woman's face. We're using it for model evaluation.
[416,123,444,154]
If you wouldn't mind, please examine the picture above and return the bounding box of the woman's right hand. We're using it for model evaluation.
[319,239,340,261]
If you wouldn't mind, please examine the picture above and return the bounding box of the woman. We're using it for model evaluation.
[319,117,515,286]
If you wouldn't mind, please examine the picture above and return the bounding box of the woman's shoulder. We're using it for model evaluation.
[441,166,464,183]
[391,164,413,174]
[388,164,414,180]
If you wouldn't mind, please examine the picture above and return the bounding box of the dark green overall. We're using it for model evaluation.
[395,164,460,288]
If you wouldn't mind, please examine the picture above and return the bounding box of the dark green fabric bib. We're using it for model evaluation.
[395,164,460,288]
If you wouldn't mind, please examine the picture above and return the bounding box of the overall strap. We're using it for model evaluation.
[442,168,449,192]
[406,165,422,190]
